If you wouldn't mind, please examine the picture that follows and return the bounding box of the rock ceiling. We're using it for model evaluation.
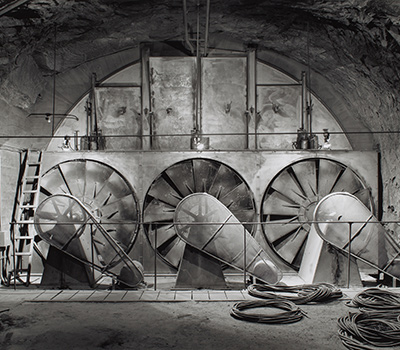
[0,0,399,149]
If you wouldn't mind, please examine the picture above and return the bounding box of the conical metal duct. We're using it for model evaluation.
[34,194,144,288]
[174,193,282,284]
[314,192,400,280]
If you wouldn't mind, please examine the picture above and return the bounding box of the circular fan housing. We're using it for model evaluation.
[39,159,140,256]
[143,158,256,269]
[260,158,373,270]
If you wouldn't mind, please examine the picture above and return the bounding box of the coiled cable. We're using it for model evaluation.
[230,299,306,324]
[247,282,343,304]
[338,310,400,349]
[346,287,400,310]
[338,288,400,349]
[230,283,342,324]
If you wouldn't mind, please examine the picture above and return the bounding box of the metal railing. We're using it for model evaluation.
[5,219,400,290]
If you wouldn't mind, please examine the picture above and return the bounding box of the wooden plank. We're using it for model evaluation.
[140,290,160,301]
[87,291,110,302]
[104,291,127,302]
[192,291,209,301]
[122,291,143,301]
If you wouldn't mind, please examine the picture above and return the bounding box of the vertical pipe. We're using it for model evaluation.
[204,0,210,56]
[90,223,95,286]
[195,1,202,135]
[301,71,306,130]
[247,48,256,150]
[306,22,313,138]
[347,222,352,288]
[141,45,151,150]
[74,130,79,151]
[183,0,194,53]
[91,73,99,150]
[12,222,15,290]
[51,25,57,137]
[243,225,247,289]
[154,225,157,291]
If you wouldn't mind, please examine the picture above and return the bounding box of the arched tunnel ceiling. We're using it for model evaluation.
[0,0,400,151]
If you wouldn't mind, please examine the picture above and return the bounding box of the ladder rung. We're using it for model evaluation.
[19,205,35,209]
[27,162,42,166]
[15,236,35,240]
[25,176,40,180]
[14,252,32,256]
[13,268,30,274]
[23,190,39,194]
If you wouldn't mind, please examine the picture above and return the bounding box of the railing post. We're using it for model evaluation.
[12,222,16,290]
[243,224,247,289]
[90,223,95,286]
[154,225,157,291]
[347,222,352,288]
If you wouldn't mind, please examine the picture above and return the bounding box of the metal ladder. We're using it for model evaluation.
[7,149,43,287]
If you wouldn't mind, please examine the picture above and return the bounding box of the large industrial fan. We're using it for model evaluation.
[261,158,373,270]
[34,194,144,287]
[36,159,141,287]
[142,158,257,270]
[314,192,400,282]
[39,159,140,251]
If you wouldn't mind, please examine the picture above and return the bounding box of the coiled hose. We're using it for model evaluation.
[346,287,400,310]
[338,288,400,349]
[230,299,307,324]
[230,283,342,324]
[248,282,343,304]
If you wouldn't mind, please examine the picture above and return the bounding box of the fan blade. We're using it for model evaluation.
[165,160,195,197]
[153,224,178,248]
[192,159,220,192]
[219,182,254,212]
[318,159,343,196]
[143,200,175,223]
[262,190,299,216]
[331,167,364,194]
[58,161,87,198]
[208,164,242,199]
[291,160,317,198]
[160,238,186,268]
[275,227,308,264]
[98,194,137,221]
[40,166,69,196]
[147,176,182,207]
[353,188,372,208]
[270,169,304,204]
[265,218,302,243]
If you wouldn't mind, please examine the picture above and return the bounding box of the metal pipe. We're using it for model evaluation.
[194,0,202,134]
[51,25,57,137]
[154,225,157,291]
[243,225,247,288]
[301,71,306,130]
[204,0,210,56]
[306,22,313,137]
[183,0,195,53]
[347,222,352,288]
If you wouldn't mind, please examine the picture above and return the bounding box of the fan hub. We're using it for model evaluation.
[299,197,319,223]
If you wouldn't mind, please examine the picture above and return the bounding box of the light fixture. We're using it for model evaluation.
[321,128,331,150]
[191,134,209,151]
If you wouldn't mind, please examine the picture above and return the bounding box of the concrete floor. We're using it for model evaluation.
[0,273,399,350]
